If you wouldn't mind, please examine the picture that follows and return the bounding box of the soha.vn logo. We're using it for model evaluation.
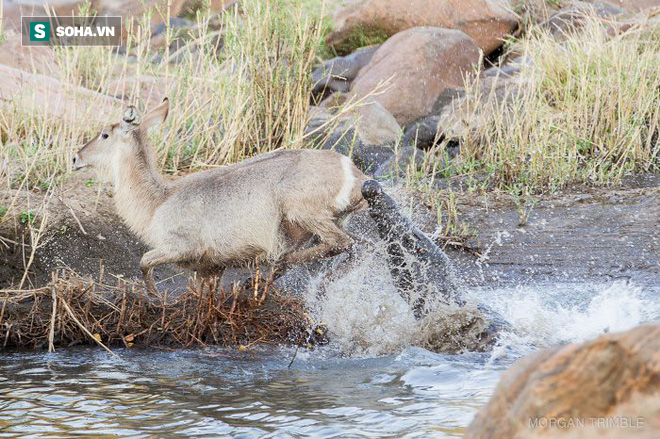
[29,22,51,41]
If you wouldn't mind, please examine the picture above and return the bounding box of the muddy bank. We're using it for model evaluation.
[0,180,182,290]
[2,174,658,291]
[448,174,660,288]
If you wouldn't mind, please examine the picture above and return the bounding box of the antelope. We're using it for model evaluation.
[73,98,367,294]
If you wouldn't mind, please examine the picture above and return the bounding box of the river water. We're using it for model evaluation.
[1,280,657,438]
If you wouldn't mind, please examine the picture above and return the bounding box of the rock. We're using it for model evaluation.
[402,87,465,149]
[312,45,379,100]
[482,61,523,78]
[307,115,420,176]
[0,64,122,127]
[592,0,660,12]
[464,324,660,439]
[350,27,480,126]
[544,1,627,40]
[435,74,525,141]
[103,75,172,108]
[0,31,60,76]
[308,97,422,176]
[326,0,518,55]
[313,96,402,146]
[150,17,197,50]
[316,125,396,173]
[351,98,402,146]
[176,0,238,17]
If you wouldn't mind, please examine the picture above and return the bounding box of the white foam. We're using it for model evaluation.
[306,251,658,358]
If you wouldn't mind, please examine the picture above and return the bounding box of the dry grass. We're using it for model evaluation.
[0,268,316,352]
[0,0,347,190]
[452,17,660,193]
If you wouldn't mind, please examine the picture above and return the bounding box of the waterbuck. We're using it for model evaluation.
[73,98,367,294]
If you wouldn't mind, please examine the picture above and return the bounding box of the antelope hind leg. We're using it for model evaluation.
[140,248,187,296]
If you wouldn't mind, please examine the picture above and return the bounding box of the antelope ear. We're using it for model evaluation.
[121,106,141,133]
[141,97,169,131]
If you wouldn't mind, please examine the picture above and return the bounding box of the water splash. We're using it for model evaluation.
[305,248,415,357]
[297,185,658,359]
[304,245,493,357]
[481,280,657,348]
[305,248,657,358]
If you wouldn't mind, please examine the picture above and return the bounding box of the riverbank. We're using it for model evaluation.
[1,173,657,351]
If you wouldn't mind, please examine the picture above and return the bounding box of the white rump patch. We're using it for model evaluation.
[335,156,356,210]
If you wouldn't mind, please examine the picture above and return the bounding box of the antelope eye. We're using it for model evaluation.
[101,133,109,139]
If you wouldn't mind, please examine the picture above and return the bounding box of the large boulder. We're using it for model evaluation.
[0,64,122,127]
[350,27,480,126]
[0,31,60,77]
[464,324,660,439]
[326,0,518,55]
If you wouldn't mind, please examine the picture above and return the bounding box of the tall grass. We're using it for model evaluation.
[0,0,339,192]
[453,18,659,193]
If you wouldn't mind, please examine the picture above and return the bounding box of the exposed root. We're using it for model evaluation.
[0,269,315,351]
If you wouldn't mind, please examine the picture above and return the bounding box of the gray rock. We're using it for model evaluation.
[320,126,394,173]
[311,46,379,101]
[373,146,426,179]
[402,87,464,150]
[307,118,424,177]
[543,1,626,40]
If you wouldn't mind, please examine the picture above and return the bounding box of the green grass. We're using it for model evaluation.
[19,210,35,225]
[328,24,390,57]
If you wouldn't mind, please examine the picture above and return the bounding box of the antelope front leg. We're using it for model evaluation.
[140,249,184,296]
[282,222,353,266]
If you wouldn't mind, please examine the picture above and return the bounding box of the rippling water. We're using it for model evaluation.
[1,281,657,437]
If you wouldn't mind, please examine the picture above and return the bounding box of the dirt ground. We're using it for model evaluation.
[1,174,658,291]
[0,177,181,290]
[449,174,659,288]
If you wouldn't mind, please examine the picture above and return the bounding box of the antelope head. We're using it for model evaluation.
[73,98,169,180]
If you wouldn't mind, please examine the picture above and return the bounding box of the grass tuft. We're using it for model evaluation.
[451,18,659,193]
